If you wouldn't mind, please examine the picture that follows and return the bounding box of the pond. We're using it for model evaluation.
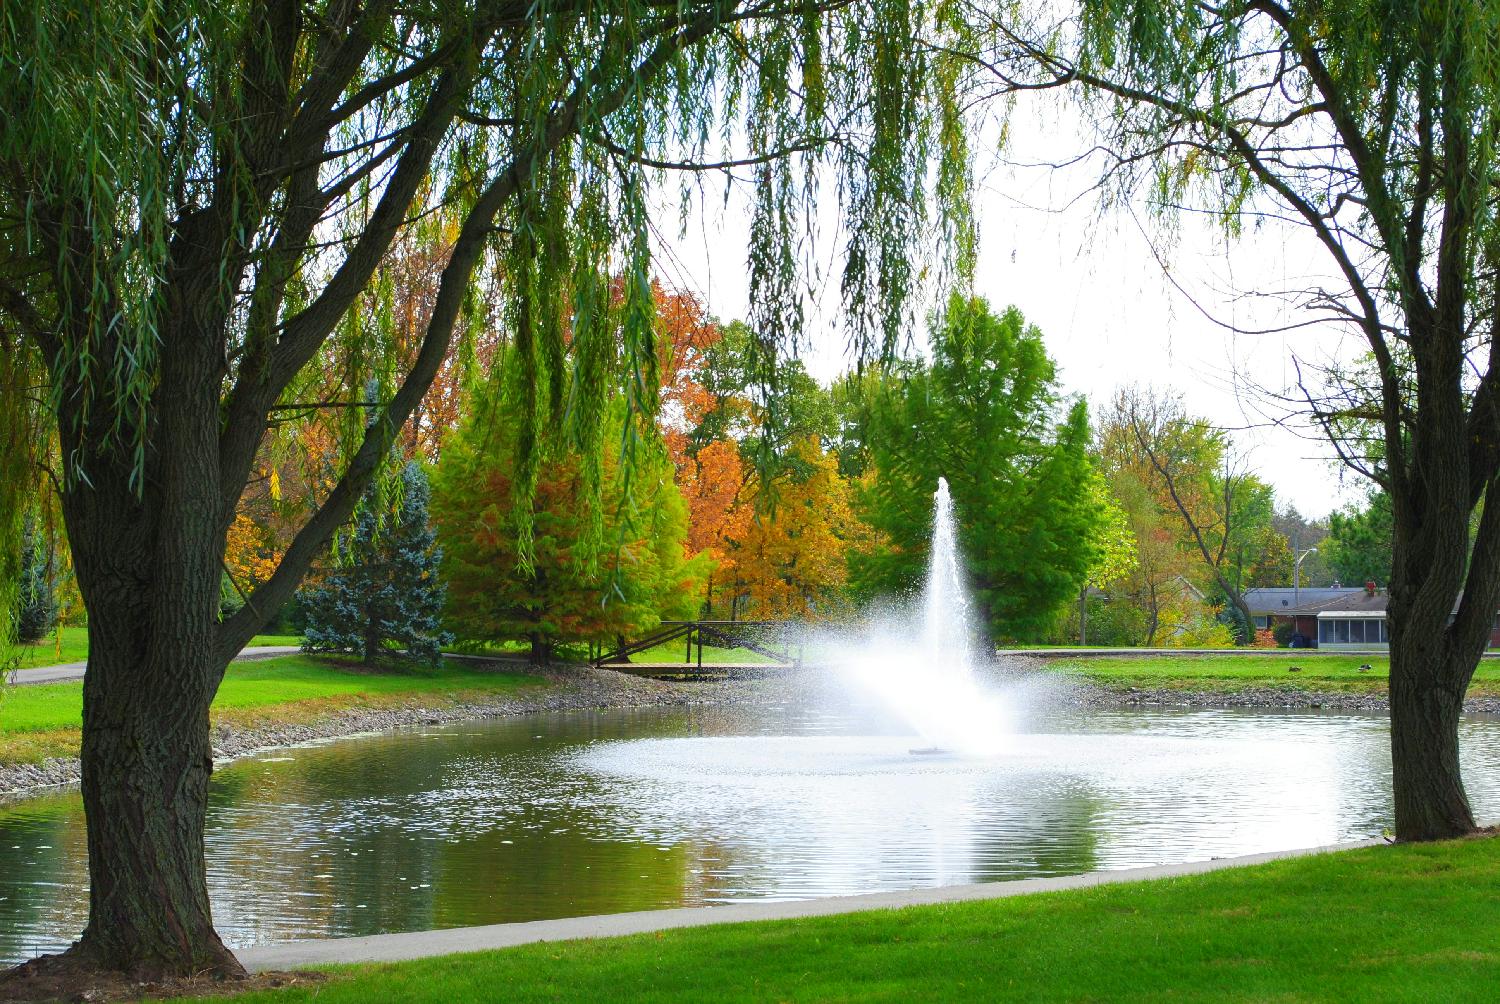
[3,698,1500,966]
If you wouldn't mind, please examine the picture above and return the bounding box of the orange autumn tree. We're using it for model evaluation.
[678,437,754,615]
[652,285,756,615]
[655,283,721,469]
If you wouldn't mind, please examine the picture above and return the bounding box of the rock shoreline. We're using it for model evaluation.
[7,661,1500,800]
[1069,683,1500,715]
[0,663,769,801]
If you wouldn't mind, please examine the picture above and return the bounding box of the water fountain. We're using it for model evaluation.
[831,476,1011,754]
[921,477,977,691]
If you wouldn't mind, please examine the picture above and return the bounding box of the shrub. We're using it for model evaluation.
[1272,620,1296,647]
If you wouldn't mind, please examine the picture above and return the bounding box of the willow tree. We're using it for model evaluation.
[0,0,973,981]
[970,1,1500,839]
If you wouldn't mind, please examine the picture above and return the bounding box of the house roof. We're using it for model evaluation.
[1244,587,1367,613]
[1291,591,1390,615]
[1252,587,1500,619]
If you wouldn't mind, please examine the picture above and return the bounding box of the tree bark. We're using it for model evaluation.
[55,491,241,977]
[1388,624,1475,840]
[529,632,552,665]
[72,620,242,978]
[1078,586,1087,646]
[49,276,244,977]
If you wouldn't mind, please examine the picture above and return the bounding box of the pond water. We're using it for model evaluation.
[3,699,1500,965]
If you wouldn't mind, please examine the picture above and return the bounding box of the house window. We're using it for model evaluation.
[1318,618,1390,644]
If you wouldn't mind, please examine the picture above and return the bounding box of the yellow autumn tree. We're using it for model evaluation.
[729,436,871,620]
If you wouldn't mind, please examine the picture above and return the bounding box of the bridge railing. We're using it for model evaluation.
[592,620,802,670]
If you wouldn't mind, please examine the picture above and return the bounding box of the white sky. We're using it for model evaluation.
[648,97,1373,521]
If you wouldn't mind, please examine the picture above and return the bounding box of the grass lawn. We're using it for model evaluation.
[9,626,302,671]
[0,654,544,765]
[626,640,780,665]
[458,638,782,666]
[172,835,1500,1003]
[1045,652,1500,696]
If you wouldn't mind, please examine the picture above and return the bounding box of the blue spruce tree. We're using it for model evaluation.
[300,461,452,665]
[15,515,57,644]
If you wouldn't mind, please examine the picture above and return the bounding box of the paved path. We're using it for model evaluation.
[239,838,1382,972]
[9,646,302,686]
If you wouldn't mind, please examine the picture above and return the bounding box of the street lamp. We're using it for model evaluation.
[1294,547,1319,609]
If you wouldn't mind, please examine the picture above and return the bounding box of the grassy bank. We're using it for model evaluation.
[10,626,300,671]
[0,655,544,765]
[1046,652,1500,696]
[175,835,1499,1003]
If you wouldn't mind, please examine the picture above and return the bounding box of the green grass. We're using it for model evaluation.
[0,654,544,764]
[626,641,780,665]
[10,627,302,670]
[172,835,1500,1003]
[9,626,89,669]
[1044,653,1500,696]
[458,638,783,666]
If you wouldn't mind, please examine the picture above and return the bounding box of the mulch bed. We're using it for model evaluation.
[0,954,324,1003]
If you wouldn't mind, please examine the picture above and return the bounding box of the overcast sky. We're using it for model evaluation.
[649,97,1371,521]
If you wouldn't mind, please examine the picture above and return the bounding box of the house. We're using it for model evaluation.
[1244,585,1365,631]
[1247,583,1500,650]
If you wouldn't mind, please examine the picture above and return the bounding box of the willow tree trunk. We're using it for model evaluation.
[1387,612,1478,840]
[73,620,241,977]
[53,304,244,977]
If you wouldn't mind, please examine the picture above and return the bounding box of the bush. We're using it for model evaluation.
[1272,620,1296,647]
[1165,614,1237,648]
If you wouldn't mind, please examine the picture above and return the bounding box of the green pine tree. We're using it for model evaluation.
[432,378,706,664]
[15,514,57,644]
[852,294,1108,645]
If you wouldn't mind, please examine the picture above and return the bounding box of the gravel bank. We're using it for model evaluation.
[0,662,773,800]
[984,655,1500,715]
[8,657,1499,800]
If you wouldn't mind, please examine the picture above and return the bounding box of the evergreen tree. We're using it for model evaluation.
[300,462,451,665]
[433,381,706,663]
[852,295,1107,644]
[15,515,57,644]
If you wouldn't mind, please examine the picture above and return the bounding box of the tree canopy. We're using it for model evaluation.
[0,0,979,978]
[853,295,1106,643]
[1326,489,1395,588]
[433,373,705,662]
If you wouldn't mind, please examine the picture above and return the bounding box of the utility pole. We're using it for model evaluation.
[1294,547,1319,608]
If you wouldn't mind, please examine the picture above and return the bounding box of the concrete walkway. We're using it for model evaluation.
[239,837,1383,972]
[9,646,302,686]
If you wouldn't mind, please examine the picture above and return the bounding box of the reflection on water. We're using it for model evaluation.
[2,701,1499,964]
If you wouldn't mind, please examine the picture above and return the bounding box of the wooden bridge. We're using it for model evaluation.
[591,620,803,680]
